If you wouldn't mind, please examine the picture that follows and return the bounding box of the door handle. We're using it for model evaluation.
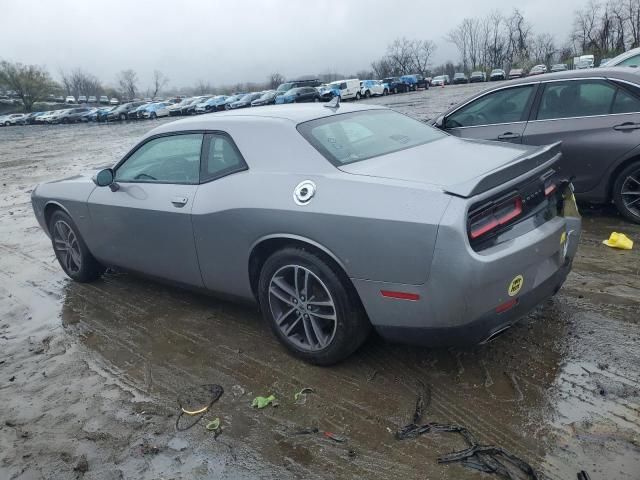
[171,196,188,207]
[497,132,521,140]
[613,122,640,131]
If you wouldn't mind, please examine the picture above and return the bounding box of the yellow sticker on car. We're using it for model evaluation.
[508,275,524,297]
[560,231,567,245]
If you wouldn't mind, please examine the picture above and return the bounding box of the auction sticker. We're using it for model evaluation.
[508,275,524,297]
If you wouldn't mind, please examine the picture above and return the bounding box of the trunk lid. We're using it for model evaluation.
[338,137,562,197]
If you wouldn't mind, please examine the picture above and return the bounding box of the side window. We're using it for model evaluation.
[537,80,616,120]
[446,85,534,128]
[617,54,640,67]
[612,86,640,114]
[201,134,247,182]
[115,133,203,184]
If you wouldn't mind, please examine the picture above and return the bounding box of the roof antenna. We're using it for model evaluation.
[324,94,340,110]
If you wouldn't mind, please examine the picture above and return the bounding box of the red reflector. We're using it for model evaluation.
[544,183,557,196]
[495,298,518,314]
[380,290,420,301]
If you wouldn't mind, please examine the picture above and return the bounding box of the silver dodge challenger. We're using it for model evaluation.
[31,102,581,364]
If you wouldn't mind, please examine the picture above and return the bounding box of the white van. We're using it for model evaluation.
[329,79,361,100]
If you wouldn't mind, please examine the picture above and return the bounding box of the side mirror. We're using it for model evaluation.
[434,115,445,129]
[94,168,114,187]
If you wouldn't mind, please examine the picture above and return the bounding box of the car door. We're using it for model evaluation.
[442,83,537,143]
[191,132,249,295]
[87,132,205,287]
[522,78,640,194]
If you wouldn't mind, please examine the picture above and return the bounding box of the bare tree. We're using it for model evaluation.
[410,39,437,75]
[117,69,138,100]
[60,68,102,99]
[387,37,415,74]
[268,72,285,89]
[193,80,212,95]
[0,61,56,112]
[371,57,394,79]
[151,70,168,99]
[531,33,557,65]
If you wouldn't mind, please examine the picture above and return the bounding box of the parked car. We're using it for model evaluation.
[599,58,612,67]
[53,107,92,124]
[452,72,468,84]
[490,69,507,81]
[508,68,524,79]
[469,71,486,83]
[328,79,361,100]
[140,103,170,119]
[196,95,230,112]
[317,85,340,102]
[107,102,146,121]
[575,54,595,69]
[275,87,321,104]
[185,97,212,115]
[32,103,581,364]
[431,75,450,86]
[3,113,27,126]
[276,79,321,94]
[36,110,59,124]
[99,96,109,104]
[383,76,407,94]
[88,107,115,122]
[109,98,120,105]
[551,64,568,73]
[360,80,386,98]
[222,95,245,110]
[226,93,260,109]
[88,96,97,103]
[400,74,427,91]
[430,67,640,223]
[167,97,194,116]
[65,96,76,104]
[251,91,279,107]
[78,108,98,122]
[128,103,151,120]
[54,96,64,103]
[78,95,87,103]
[17,112,45,125]
[529,65,548,76]
[46,109,71,124]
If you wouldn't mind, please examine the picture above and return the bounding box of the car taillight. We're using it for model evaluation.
[469,196,523,240]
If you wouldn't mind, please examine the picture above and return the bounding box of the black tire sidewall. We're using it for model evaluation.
[258,248,369,365]
[49,210,104,282]
[613,161,640,223]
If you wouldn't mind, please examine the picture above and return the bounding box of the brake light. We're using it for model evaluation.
[469,197,523,240]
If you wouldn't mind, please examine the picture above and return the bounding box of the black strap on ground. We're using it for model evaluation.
[175,384,224,432]
[395,387,541,480]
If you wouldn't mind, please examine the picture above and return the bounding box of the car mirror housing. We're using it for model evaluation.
[434,115,445,129]
[94,168,114,187]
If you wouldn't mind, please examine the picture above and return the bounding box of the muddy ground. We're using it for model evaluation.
[1,85,639,480]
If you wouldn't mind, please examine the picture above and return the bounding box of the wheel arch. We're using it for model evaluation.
[248,234,353,301]
[43,201,72,234]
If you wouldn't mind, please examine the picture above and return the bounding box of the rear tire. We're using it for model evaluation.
[119,113,126,121]
[49,210,105,282]
[355,92,361,100]
[364,90,371,98]
[258,247,370,365]
[612,161,640,223]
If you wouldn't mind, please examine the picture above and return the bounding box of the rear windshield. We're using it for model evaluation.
[297,110,445,166]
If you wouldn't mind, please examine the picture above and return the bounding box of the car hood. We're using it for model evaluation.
[337,137,561,197]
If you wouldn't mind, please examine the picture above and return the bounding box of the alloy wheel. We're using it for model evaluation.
[620,169,640,217]
[52,220,82,273]
[268,265,337,352]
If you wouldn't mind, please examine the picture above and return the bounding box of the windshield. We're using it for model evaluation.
[277,82,293,92]
[297,110,445,166]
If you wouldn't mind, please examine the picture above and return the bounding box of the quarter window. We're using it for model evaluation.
[445,85,534,128]
[115,133,203,184]
[200,134,247,182]
[612,87,640,114]
[536,80,616,120]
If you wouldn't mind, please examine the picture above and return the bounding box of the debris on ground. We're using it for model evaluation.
[292,427,319,435]
[252,394,278,409]
[73,454,89,474]
[602,232,633,250]
[205,418,220,431]
[323,431,347,443]
[294,387,314,401]
[396,388,540,479]
[139,439,160,455]
[231,384,245,397]
[175,384,224,431]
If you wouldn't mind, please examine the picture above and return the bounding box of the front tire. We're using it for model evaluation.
[258,248,370,365]
[49,210,105,282]
[364,90,371,98]
[119,113,126,121]
[355,92,361,100]
[613,161,640,223]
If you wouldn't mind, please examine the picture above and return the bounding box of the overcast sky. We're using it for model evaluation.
[2,0,586,89]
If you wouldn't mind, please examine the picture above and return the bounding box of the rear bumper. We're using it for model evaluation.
[352,196,581,347]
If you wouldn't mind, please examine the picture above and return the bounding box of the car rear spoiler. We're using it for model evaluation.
[443,142,563,198]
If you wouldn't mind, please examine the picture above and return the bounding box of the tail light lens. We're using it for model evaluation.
[544,180,557,196]
[469,196,523,240]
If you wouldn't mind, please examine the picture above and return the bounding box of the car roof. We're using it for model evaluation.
[146,103,388,137]
[499,66,640,86]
